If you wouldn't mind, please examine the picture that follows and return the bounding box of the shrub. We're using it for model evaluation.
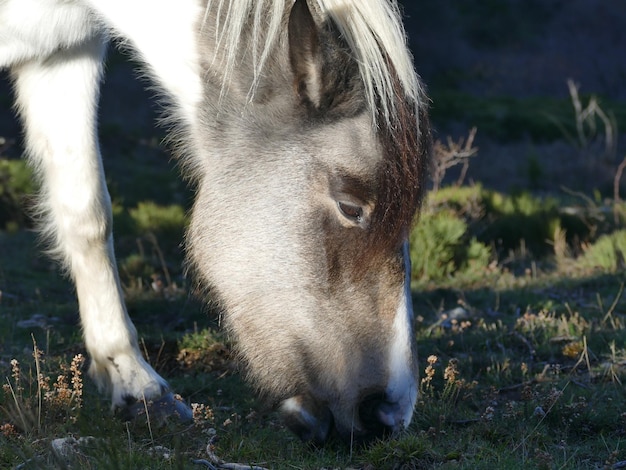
[481,191,563,257]
[577,230,626,271]
[129,201,187,237]
[410,208,492,282]
[412,184,595,281]
[438,187,591,258]
[113,202,187,293]
[0,158,35,231]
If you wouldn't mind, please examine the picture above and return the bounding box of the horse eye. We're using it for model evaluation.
[338,201,364,223]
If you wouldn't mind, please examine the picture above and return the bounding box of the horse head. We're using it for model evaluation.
[188,0,431,443]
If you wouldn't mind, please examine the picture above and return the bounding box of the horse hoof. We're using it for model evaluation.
[121,392,194,424]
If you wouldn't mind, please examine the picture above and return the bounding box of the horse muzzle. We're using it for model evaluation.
[280,390,416,444]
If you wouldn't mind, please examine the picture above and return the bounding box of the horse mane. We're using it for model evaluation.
[204,0,431,251]
[204,0,424,127]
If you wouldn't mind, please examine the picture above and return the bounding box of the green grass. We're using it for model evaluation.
[3,82,626,467]
[3,183,626,468]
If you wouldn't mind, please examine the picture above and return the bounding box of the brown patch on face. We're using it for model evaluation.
[291,0,432,263]
[369,72,432,257]
[309,55,431,272]
[322,204,405,319]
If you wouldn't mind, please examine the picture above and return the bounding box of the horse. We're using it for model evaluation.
[0,0,431,443]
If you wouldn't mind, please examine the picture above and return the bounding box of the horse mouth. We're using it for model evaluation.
[280,393,398,445]
[280,396,333,444]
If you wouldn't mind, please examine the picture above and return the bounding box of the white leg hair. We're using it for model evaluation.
[10,35,169,408]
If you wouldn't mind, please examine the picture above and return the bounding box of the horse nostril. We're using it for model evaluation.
[358,393,392,439]
[358,392,412,440]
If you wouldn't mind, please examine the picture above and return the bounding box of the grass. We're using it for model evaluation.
[2,56,626,469]
[3,181,626,468]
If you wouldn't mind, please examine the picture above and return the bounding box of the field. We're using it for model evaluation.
[2,2,626,469]
[3,105,626,469]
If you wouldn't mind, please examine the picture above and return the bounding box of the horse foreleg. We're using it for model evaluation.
[11,36,190,421]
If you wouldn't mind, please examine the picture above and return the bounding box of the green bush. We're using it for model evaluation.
[428,185,485,214]
[121,201,187,239]
[412,185,597,281]
[130,201,186,233]
[430,186,590,258]
[577,230,626,272]
[179,328,225,351]
[112,202,187,290]
[410,208,492,282]
[0,158,35,231]
[481,190,591,257]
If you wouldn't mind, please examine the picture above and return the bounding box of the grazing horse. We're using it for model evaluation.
[0,0,431,443]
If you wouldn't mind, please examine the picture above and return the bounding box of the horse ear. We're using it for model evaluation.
[288,0,324,108]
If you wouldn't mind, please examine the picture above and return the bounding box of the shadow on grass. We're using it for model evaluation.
[2,227,626,468]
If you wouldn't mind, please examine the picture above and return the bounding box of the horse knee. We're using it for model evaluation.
[40,181,112,265]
